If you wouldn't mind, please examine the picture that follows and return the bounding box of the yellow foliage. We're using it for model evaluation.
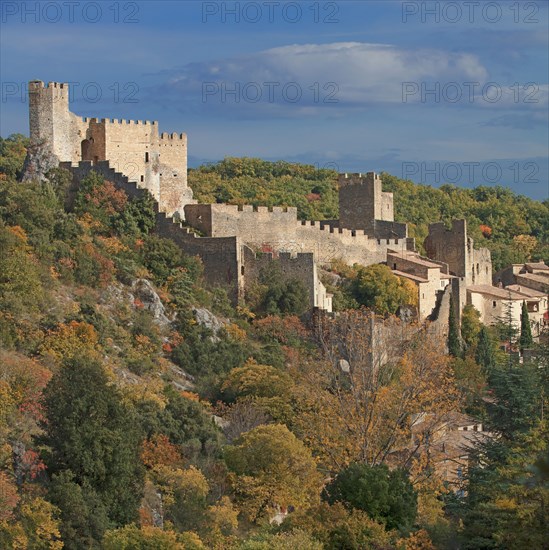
[153,465,209,509]
[291,312,459,472]
[225,323,247,341]
[18,497,63,549]
[121,379,167,410]
[40,321,99,364]
[225,424,321,523]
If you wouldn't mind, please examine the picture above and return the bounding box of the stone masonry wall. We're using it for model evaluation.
[184,204,415,267]
[424,219,492,286]
[338,172,395,237]
[424,220,467,280]
[241,246,332,311]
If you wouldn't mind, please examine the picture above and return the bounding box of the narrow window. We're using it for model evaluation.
[145,152,149,163]
[140,175,144,182]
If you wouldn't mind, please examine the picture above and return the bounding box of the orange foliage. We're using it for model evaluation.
[7,225,28,243]
[180,391,200,402]
[84,179,127,215]
[253,315,308,344]
[480,224,492,238]
[141,434,184,470]
[0,350,52,425]
[40,321,99,362]
[0,471,19,521]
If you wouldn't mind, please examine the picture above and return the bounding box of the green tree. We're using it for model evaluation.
[0,134,29,178]
[487,362,540,437]
[47,471,110,550]
[459,422,549,549]
[42,355,145,527]
[519,301,534,352]
[448,294,463,358]
[461,305,481,350]
[349,264,416,315]
[323,462,417,533]
[255,264,309,317]
[475,326,497,373]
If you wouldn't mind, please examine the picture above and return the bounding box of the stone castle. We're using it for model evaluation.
[28,80,194,216]
[26,80,548,336]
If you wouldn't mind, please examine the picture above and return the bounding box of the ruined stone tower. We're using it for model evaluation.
[424,219,492,286]
[28,80,194,217]
[338,172,406,239]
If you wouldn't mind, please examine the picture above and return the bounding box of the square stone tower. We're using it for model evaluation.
[338,172,399,237]
[424,219,492,286]
[27,80,194,217]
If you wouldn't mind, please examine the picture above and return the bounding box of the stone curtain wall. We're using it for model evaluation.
[184,204,415,267]
[241,246,332,311]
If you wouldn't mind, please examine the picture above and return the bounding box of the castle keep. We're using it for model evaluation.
[28,80,194,216]
[30,79,549,337]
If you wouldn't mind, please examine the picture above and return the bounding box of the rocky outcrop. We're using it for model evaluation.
[131,279,172,327]
[193,307,226,341]
[20,140,59,182]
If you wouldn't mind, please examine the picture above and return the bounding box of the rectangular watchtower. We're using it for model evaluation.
[424,219,492,286]
[338,172,404,239]
[28,80,194,217]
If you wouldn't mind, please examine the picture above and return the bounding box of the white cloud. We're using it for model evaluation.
[159,41,490,108]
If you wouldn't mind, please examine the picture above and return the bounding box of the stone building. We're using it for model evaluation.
[424,219,492,286]
[387,250,453,320]
[28,80,194,216]
[494,261,549,294]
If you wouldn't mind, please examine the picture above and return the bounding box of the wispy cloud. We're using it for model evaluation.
[150,41,491,116]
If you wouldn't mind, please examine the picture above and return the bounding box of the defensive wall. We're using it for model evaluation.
[59,161,329,310]
[60,161,240,302]
[184,203,416,266]
[240,246,332,312]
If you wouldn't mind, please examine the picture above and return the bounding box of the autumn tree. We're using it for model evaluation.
[103,524,204,550]
[221,359,294,422]
[293,310,459,472]
[224,424,321,523]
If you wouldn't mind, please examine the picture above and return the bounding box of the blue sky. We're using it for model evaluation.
[1,0,548,199]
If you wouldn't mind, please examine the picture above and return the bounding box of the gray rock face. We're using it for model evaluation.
[132,279,172,326]
[20,141,59,182]
[338,358,351,373]
[193,307,226,341]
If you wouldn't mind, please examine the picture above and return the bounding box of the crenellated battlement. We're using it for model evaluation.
[29,80,68,90]
[159,132,186,140]
[338,171,380,187]
[80,117,157,126]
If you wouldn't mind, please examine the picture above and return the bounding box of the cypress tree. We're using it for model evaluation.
[519,301,534,352]
[448,294,462,358]
[475,326,496,372]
